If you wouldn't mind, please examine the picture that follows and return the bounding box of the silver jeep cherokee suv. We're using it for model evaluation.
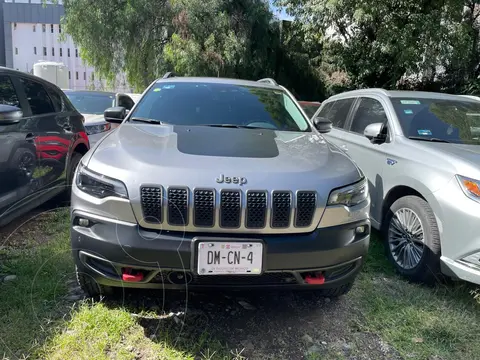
[70,74,371,297]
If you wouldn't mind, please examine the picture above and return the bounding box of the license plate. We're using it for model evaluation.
[196,241,263,275]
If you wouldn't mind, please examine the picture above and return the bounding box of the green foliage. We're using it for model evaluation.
[275,0,480,94]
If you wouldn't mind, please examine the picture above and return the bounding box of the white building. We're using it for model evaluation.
[1,0,132,92]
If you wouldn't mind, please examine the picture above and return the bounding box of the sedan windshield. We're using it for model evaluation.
[65,92,115,115]
[128,82,311,132]
[392,97,480,145]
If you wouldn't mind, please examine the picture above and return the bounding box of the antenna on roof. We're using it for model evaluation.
[257,78,278,86]
[162,72,176,79]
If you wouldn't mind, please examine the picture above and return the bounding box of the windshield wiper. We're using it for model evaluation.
[408,136,451,143]
[200,124,272,130]
[130,117,169,125]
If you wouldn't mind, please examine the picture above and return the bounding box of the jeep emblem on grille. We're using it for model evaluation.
[216,174,247,185]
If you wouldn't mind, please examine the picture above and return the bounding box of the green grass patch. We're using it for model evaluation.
[0,208,73,359]
[353,235,480,360]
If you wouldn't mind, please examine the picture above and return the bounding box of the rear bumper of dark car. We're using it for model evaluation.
[71,210,370,290]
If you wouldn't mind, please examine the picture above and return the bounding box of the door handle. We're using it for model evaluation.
[25,133,35,143]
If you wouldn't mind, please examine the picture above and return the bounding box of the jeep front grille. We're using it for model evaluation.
[220,190,241,228]
[194,189,215,227]
[272,191,292,228]
[246,191,267,228]
[167,188,188,226]
[140,186,162,224]
[139,187,319,232]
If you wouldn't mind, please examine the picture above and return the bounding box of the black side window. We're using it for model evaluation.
[20,78,55,115]
[318,102,334,118]
[350,97,388,134]
[0,75,21,108]
[328,98,355,129]
[47,86,64,112]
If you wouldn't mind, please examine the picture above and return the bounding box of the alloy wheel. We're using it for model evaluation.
[388,208,425,270]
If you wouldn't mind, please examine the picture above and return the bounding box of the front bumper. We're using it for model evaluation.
[427,176,480,285]
[71,210,370,290]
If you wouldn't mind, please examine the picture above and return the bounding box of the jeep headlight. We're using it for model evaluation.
[327,178,368,207]
[456,175,480,203]
[75,162,128,199]
[85,122,111,135]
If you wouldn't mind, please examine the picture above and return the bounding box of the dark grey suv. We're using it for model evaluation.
[0,67,89,226]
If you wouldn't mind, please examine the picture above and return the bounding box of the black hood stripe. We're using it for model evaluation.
[174,126,279,158]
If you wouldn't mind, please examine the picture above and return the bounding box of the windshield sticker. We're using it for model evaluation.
[162,85,175,89]
[401,100,421,105]
[417,129,432,136]
[153,88,161,92]
[404,109,413,115]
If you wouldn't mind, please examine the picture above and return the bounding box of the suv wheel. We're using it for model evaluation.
[75,262,113,298]
[383,195,442,284]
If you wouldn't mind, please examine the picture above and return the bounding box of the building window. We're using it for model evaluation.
[67,48,70,57]
[15,47,18,55]
[83,72,86,80]
[52,48,55,56]
[59,48,62,57]
[92,73,94,81]
[42,24,46,33]
[76,72,78,80]
[75,49,78,58]
[59,24,61,33]
[69,71,71,80]
[33,25,36,32]
[34,47,37,55]
[43,47,47,56]
[51,24,54,33]
[13,23,17,30]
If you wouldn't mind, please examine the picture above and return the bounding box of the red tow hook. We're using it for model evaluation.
[121,268,144,282]
[304,273,325,285]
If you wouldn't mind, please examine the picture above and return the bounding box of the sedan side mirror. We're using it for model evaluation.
[364,122,387,144]
[104,106,126,124]
[0,104,23,125]
[313,116,332,133]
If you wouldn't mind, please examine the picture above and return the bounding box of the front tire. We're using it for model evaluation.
[60,152,82,204]
[382,195,442,284]
[75,263,113,298]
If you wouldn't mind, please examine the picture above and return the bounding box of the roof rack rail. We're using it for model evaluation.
[162,72,176,79]
[257,78,278,86]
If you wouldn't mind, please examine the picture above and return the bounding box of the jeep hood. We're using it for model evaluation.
[86,123,362,196]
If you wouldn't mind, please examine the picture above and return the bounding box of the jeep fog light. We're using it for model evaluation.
[355,226,366,234]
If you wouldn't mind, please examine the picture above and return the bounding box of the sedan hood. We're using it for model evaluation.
[86,123,362,198]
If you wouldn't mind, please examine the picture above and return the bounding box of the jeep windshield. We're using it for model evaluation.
[391,97,480,145]
[128,82,311,132]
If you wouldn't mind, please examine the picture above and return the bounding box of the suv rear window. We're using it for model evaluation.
[130,82,311,132]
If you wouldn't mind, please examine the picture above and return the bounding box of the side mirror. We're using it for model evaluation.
[0,104,23,125]
[104,106,126,124]
[313,116,333,133]
[364,123,387,143]
[116,94,135,110]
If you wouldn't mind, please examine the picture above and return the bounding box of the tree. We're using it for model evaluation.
[55,0,278,92]
[275,0,480,93]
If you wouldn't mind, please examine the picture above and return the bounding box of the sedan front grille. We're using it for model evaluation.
[139,187,318,232]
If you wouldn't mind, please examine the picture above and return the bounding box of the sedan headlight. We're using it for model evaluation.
[75,162,128,199]
[327,178,369,207]
[456,175,480,203]
[85,122,111,135]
